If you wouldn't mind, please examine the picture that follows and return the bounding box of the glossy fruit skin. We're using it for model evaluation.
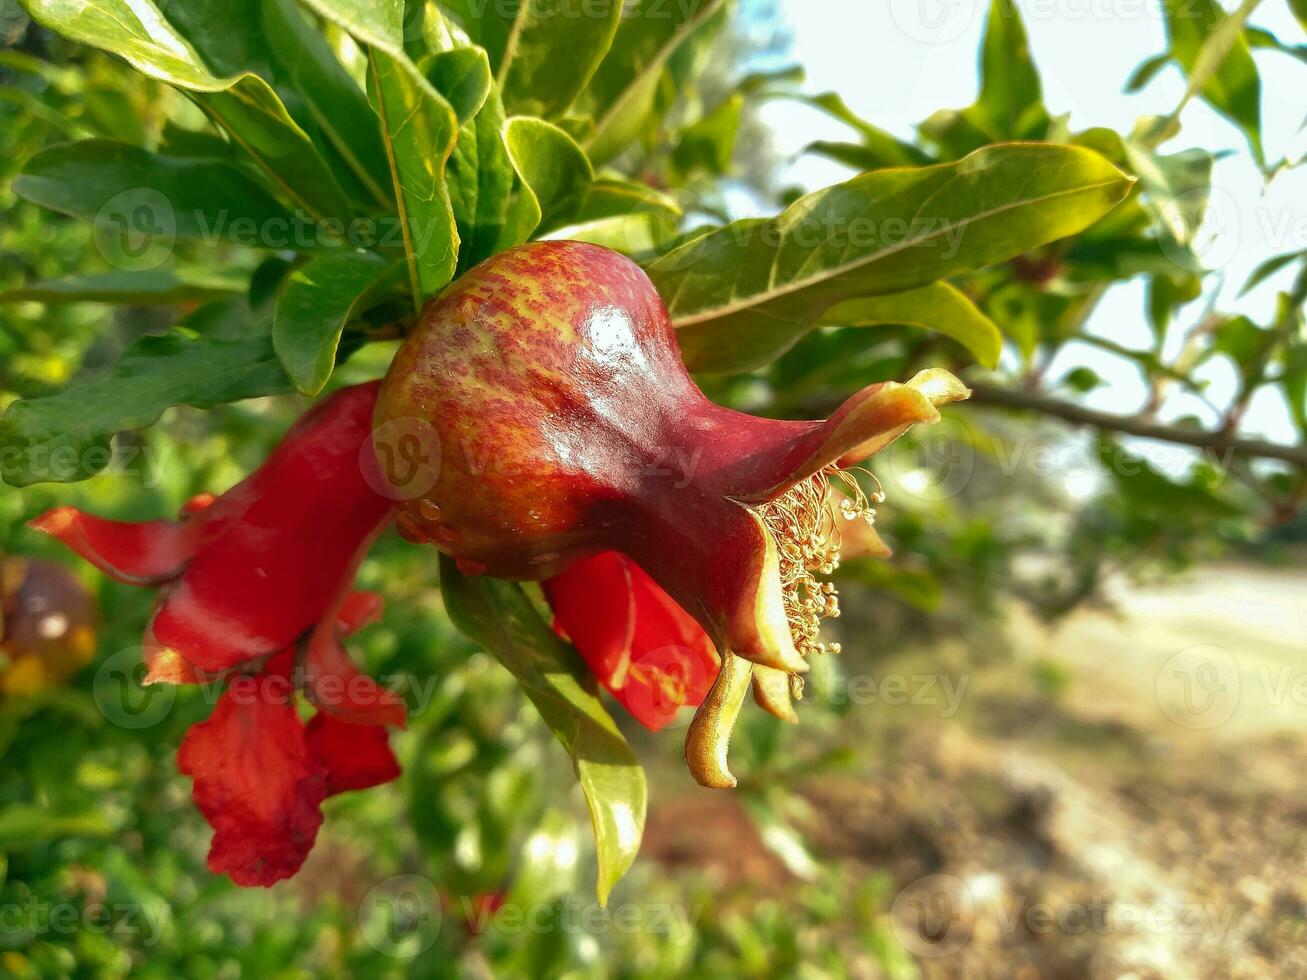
[376,240,967,680]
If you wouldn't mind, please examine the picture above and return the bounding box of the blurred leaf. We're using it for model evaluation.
[14,140,331,248]
[968,0,1049,140]
[1162,0,1263,163]
[273,251,402,394]
[1124,141,1214,246]
[651,144,1133,372]
[0,330,291,486]
[1241,249,1306,296]
[581,0,729,163]
[501,116,595,246]
[1125,51,1173,92]
[794,92,931,168]
[366,48,461,307]
[0,804,114,849]
[0,269,245,304]
[440,557,647,906]
[21,0,354,219]
[671,94,743,178]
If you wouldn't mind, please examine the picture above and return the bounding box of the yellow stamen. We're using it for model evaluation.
[751,466,880,662]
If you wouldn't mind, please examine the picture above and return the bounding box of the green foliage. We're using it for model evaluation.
[0,0,1304,972]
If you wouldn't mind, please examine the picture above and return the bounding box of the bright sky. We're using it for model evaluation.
[753,0,1307,452]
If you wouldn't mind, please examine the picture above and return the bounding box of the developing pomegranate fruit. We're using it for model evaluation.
[375,241,968,786]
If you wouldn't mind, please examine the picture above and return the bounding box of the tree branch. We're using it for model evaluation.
[967,382,1307,469]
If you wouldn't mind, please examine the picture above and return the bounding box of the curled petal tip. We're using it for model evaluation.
[685,651,752,789]
[905,368,971,407]
[751,666,799,723]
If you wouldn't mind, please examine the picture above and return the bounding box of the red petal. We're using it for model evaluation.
[176,674,325,887]
[336,591,384,637]
[303,631,408,729]
[545,552,719,731]
[152,383,395,673]
[305,712,401,796]
[542,552,636,690]
[29,507,196,585]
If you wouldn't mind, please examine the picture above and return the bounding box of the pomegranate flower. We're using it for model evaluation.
[32,383,403,885]
[375,241,967,787]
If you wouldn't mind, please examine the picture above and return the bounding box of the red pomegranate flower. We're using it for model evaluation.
[31,382,403,885]
[375,241,967,786]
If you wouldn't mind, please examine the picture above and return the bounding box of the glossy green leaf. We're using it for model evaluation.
[1163,0,1262,163]
[793,93,929,167]
[13,141,330,250]
[425,47,493,126]
[20,0,354,220]
[580,0,729,163]
[439,557,647,906]
[649,144,1133,372]
[366,48,461,308]
[548,178,681,256]
[261,0,393,208]
[296,0,405,51]
[501,117,595,247]
[476,0,624,119]
[0,269,245,305]
[444,83,515,273]
[0,330,291,486]
[273,252,403,394]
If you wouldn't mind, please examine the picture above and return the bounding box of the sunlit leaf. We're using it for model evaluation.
[0,269,245,305]
[501,116,595,247]
[440,557,647,906]
[650,144,1133,372]
[273,251,403,394]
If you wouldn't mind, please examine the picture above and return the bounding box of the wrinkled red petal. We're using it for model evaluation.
[152,383,395,673]
[29,507,196,585]
[304,632,408,729]
[305,712,401,796]
[545,552,719,731]
[176,674,325,887]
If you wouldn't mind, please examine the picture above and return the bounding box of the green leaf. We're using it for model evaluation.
[649,143,1133,372]
[1162,0,1262,163]
[425,47,493,126]
[1241,250,1305,296]
[794,92,930,167]
[969,0,1049,141]
[677,282,1000,374]
[0,330,291,487]
[823,285,1003,368]
[1123,141,1214,246]
[366,48,461,308]
[21,0,354,220]
[273,252,403,394]
[13,140,332,250]
[477,0,624,120]
[439,557,647,906]
[1125,52,1173,93]
[261,0,393,209]
[0,269,245,305]
[548,178,682,256]
[501,117,595,247]
[580,0,729,164]
[295,0,405,51]
[671,94,743,179]
[444,82,515,273]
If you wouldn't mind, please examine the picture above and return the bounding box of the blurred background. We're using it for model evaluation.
[2,0,1306,976]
